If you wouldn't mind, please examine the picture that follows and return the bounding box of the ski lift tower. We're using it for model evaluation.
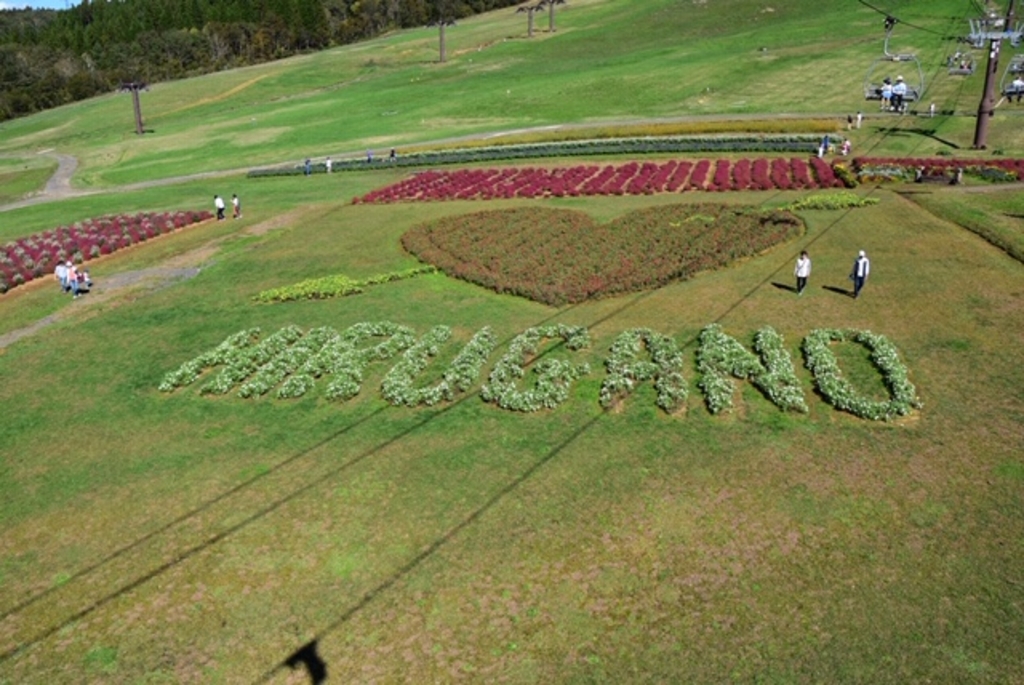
[119,82,149,136]
[972,1,1022,148]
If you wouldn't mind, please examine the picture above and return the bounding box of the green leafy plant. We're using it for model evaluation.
[696,324,807,415]
[254,266,437,303]
[481,324,591,412]
[600,328,688,413]
[802,328,922,421]
[785,191,879,211]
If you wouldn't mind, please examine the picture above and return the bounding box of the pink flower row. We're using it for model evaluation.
[0,210,212,294]
[355,157,845,204]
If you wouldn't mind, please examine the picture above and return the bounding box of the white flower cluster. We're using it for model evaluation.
[200,326,306,395]
[159,322,418,401]
[158,328,262,392]
[802,328,922,421]
[380,326,498,407]
[241,326,341,399]
[696,324,807,414]
[316,322,417,401]
[481,324,591,412]
[600,328,688,413]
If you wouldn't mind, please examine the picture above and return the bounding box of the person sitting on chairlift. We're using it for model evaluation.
[891,75,908,113]
[880,78,893,111]
[1013,75,1024,102]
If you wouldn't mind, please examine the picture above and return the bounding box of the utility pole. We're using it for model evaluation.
[974,0,1018,149]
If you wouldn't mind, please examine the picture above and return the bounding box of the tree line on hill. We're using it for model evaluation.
[0,0,522,122]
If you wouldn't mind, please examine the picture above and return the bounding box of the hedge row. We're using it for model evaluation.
[247,135,827,178]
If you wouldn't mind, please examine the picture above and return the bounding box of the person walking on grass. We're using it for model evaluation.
[54,260,68,292]
[214,194,226,221]
[67,262,80,299]
[850,250,870,298]
[232,193,241,219]
[794,251,811,295]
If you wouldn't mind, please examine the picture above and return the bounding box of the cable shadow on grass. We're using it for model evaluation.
[258,412,603,684]
[0,292,624,665]
[0,405,388,625]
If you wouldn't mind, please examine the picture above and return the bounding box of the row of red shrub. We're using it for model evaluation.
[356,157,846,204]
[0,210,212,294]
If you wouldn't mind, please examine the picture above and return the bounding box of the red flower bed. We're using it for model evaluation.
[401,203,804,306]
[356,157,847,204]
[0,210,213,294]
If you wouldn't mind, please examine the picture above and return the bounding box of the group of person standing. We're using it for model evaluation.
[793,250,870,299]
[53,260,92,299]
[213,194,241,221]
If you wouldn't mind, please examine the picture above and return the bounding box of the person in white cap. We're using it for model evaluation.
[850,250,870,299]
[891,75,908,113]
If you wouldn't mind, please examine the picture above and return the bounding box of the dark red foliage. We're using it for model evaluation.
[0,210,213,295]
[358,157,860,204]
[401,204,804,306]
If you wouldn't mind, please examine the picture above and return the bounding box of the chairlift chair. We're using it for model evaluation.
[1000,54,1024,99]
[946,49,976,76]
[863,17,925,106]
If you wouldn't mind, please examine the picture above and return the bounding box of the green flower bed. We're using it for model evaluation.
[600,328,688,413]
[480,324,591,412]
[380,326,498,407]
[696,324,807,415]
[802,328,922,421]
[784,191,879,211]
[254,266,437,303]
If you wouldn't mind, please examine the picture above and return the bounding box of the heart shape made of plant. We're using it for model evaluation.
[401,203,803,306]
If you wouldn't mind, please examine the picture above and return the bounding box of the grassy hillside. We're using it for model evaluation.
[1,0,1021,191]
[0,0,1023,682]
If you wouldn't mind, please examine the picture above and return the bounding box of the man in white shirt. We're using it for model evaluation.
[850,250,870,299]
[891,76,908,112]
[794,251,811,295]
[54,261,68,292]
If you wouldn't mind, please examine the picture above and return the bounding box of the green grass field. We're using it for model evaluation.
[1,0,1023,682]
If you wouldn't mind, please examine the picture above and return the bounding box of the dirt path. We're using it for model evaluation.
[0,151,248,212]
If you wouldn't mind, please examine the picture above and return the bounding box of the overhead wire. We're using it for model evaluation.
[855,0,954,37]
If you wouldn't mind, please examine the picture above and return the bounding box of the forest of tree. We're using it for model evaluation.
[0,0,523,122]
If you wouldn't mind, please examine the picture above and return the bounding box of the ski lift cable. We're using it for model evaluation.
[855,0,948,37]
